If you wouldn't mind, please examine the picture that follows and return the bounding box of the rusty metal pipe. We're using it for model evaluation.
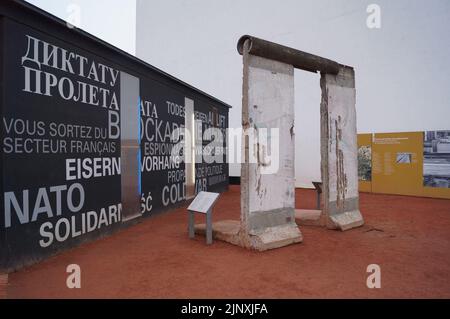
[237,35,341,75]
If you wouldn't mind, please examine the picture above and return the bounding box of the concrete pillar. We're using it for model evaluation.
[240,41,302,250]
[320,66,364,230]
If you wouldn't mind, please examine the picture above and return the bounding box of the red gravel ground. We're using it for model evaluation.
[6,186,450,298]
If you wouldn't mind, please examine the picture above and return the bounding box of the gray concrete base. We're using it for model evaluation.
[328,210,364,231]
[195,220,243,247]
[294,209,323,226]
[195,220,302,251]
[248,223,303,251]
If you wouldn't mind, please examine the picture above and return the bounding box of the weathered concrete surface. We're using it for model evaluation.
[195,220,243,247]
[239,40,302,249]
[329,210,364,231]
[294,209,322,226]
[320,66,364,231]
[195,220,302,251]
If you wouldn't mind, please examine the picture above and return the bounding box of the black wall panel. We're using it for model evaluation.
[0,1,229,271]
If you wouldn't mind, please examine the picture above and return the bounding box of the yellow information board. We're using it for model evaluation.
[372,132,423,197]
[357,131,450,199]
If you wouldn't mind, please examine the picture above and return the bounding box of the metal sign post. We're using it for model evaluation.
[187,192,220,245]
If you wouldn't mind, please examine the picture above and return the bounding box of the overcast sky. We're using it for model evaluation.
[27,0,450,186]
[26,0,136,55]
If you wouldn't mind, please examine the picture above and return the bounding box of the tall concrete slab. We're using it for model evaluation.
[320,66,364,230]
[195,37,363,249]
[240,41,303,250]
